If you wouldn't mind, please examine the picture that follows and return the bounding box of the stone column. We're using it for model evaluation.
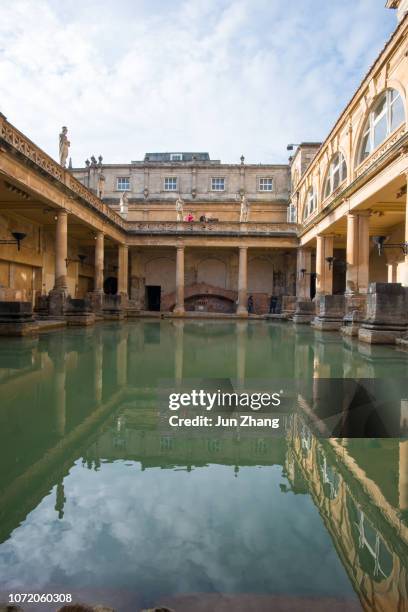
[54,210,68,291]
[315,235,333,296]
[130,249,144,309]
[342,211,370,333]
[94,231,104,293]
[296,248,312,299]
[174,246,185,315]
[345,212,370,295]
[399,174,408,286]
[237,246,248,315]
[118,243,129,297]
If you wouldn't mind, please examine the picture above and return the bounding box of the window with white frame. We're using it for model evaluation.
[287,204,297,223]
[170,153,182,161]
[117,177,130,191]
[358,89,405,164]
[211,177,225,191]
[259,177,273,191]
[164,176,178,191]
[323,152,347,199]
[302,187,317,220]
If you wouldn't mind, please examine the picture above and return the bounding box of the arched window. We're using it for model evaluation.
[302,187,317,220]
[358,89,405,164]
[324,152,347,199]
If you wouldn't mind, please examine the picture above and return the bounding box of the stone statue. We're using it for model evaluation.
[175,196,184,222]
[59,126,70,167]
[240,193,250,222]
[119,191,128,218]
[97,171,106,199]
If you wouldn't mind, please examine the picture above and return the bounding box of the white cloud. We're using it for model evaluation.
[0,0,396,165]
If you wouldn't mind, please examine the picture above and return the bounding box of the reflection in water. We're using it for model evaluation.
[0,321,406,611]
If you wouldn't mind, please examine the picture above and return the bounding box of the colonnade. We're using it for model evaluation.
[52,211,129,300]
[51,213,257,313]
[298,211,373,300]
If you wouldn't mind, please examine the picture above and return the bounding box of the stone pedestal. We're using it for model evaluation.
[293,300,315,324]
[341,293,367,336]
[65,298,96,326]
[88,290,104,313]
[312,294,345,330]
[48,288,69,318]
[0,301,39,336]
[103,294,125,320]
[358,282,408,344]
[281,295,297,319]
[34,294,50,319]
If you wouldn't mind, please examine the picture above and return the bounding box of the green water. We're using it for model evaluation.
[0,320,407,611]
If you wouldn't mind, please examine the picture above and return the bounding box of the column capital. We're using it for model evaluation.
[347,209,371,218]
[56,208,69,217]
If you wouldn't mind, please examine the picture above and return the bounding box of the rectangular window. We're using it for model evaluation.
[259,177,273,191]
[170,153,182,161]
[117,177,130,191]
[164,177,178,191]
[211,177,225,191]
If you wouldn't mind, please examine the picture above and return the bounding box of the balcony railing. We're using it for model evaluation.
[126,220,298,236]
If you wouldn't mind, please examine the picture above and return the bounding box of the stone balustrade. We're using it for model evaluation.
[0,114,126,230]
[126,220,298,236]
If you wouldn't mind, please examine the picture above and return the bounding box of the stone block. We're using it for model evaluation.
[48,288,69,318]
[0,301,39,336]
[88,291,104,312]
[103,294,126,320]
[293,300,315,324]
[312,294,345,331]
[358,282,408,344]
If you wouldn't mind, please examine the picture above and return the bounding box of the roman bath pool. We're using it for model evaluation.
[0,320,407,611]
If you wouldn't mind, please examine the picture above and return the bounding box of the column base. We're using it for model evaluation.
[173,306,186,316]
[293,300,315,324]
[236,307,248,318]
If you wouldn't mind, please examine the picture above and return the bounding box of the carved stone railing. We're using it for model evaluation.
[0,115,126,230]
[126,220,298,236]
[355,123,406,178]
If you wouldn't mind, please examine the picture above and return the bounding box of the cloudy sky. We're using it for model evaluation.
[0,1,396,166]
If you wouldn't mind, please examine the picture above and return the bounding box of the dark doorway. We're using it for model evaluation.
[104,276,117,295]
[310,273,317,299]
[146,285,161,311]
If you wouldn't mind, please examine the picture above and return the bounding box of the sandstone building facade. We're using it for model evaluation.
[0,1,407,340]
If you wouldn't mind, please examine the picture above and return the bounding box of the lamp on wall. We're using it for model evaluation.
[0,231,27,251]
[299,268,313,279]
[372,235,408,256]
[325,256,347,270]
